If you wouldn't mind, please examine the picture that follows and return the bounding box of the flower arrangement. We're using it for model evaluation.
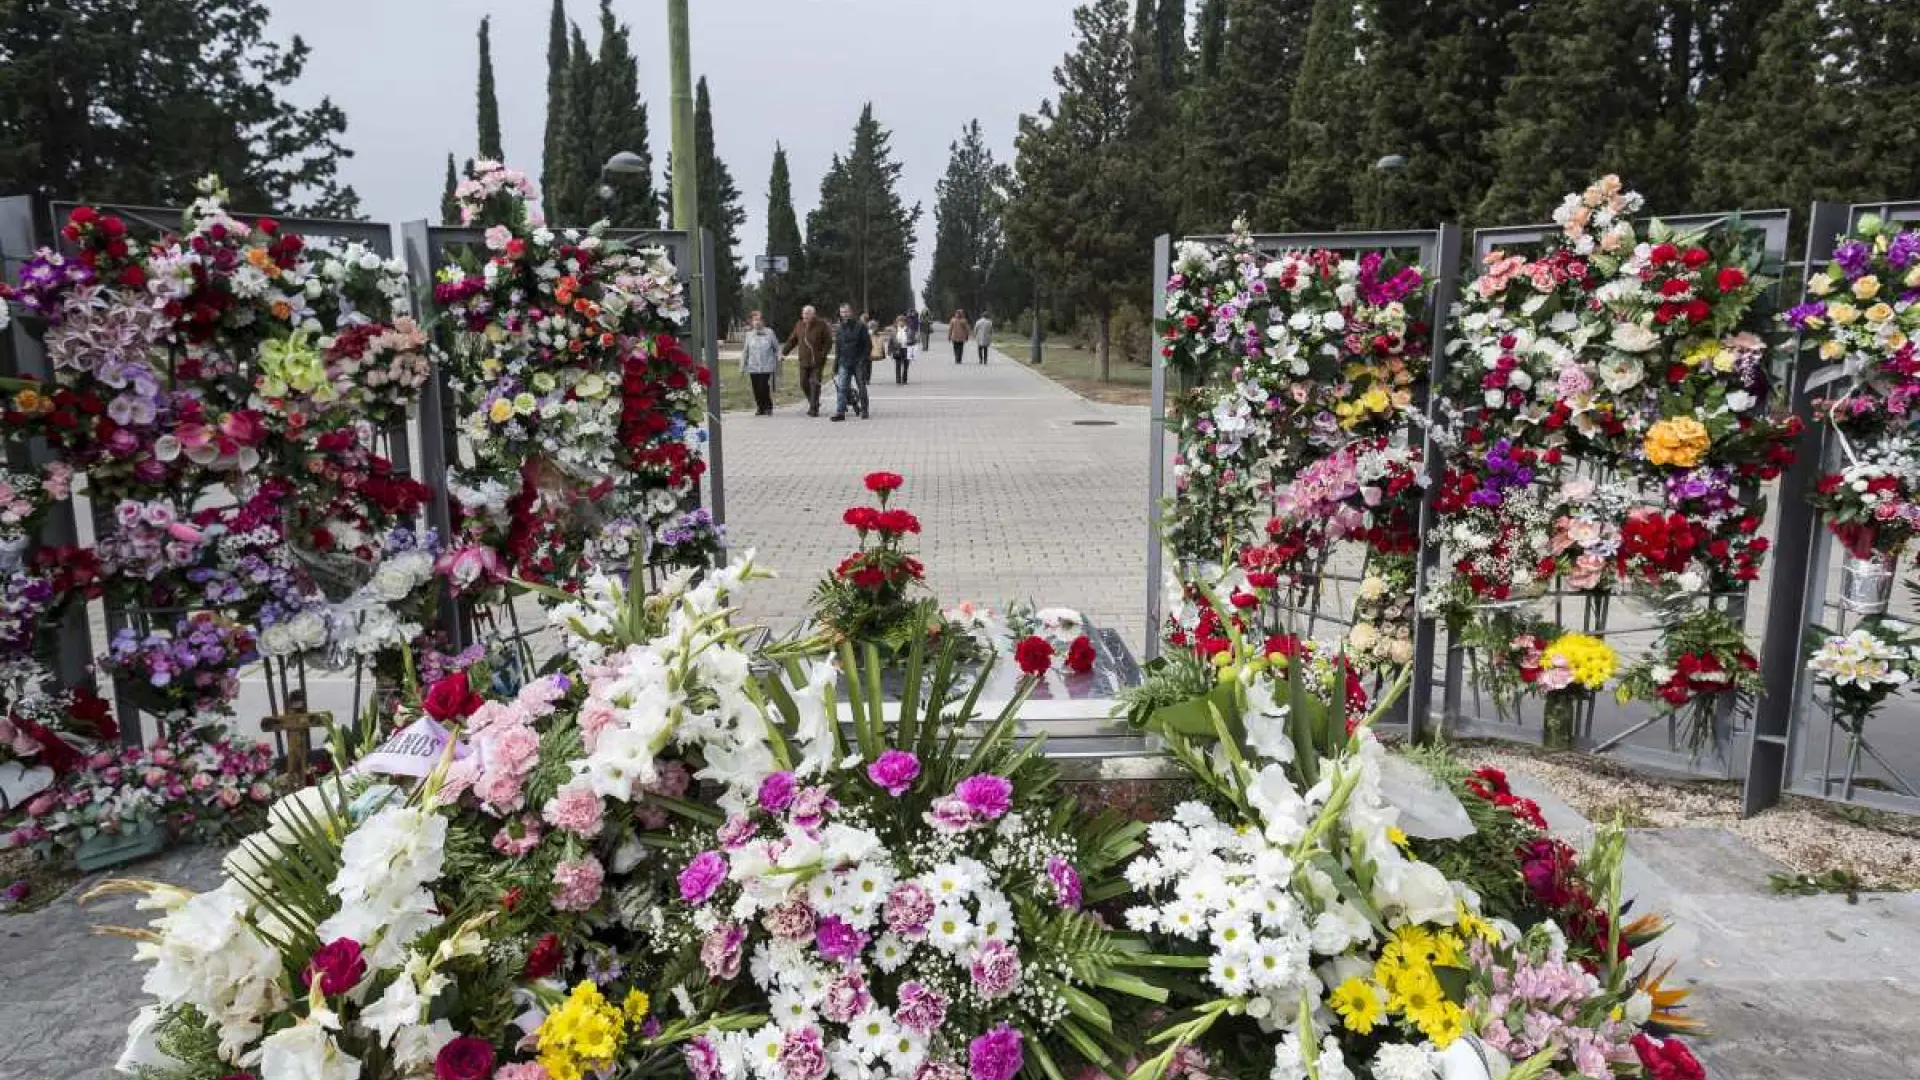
[436,159,705,591]
[1810,436,1920,559]
[102,612,257,723]
[1616,610,1761,753]
[0,662,116,773]
[810,471,936,651]
[1537,632,1618,749]
[1806,619,1917,734]
[3,729,276,859]
[1790,215,1920,441]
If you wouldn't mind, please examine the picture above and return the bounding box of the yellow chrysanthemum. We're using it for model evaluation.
[1416,1001,1468,1048]
[1543,632,1618,690]
[1456,903,1499,945]
[1329,977,1385,1034]
[537,981,628,1080]
[623,988,651,1023]
[1388,968,1443,1017]
[1680,340,1718,368]
[1643,416,1710,468]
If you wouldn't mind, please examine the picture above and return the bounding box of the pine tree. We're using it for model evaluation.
[541,0,570,223]
[1006,0,1150,380]
[692,77,747,330]
[924,120,1010,318]
[1475,0,1668,223]
[0,0,358,214]
[1355,0,1519,228]
[476,16,504,161]
[440,153,461,224]
[803,104,922,319]
[1268,0,1363,228]
[591,0,657,228]
[1691,0,1853,214]
[761,144,808,332]
[1183,0,1314,231]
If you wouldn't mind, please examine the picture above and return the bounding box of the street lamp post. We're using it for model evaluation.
[1372,154,1407,230]
[600,150,649,207]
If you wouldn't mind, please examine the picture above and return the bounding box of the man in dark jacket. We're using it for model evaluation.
[782,304,833,416]
[830,302,871,422]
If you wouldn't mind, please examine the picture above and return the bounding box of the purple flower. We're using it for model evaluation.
[677,850,728,905]
[757,770,797,813]
[1046,855,1083,909]
[867,749,921,796]
[968,1024,1025,1080]
[1889,231,1920,270]
[1834,241,1873,280]
[814,915,869,962]
[883,881,935,936]
[895,981,948,1035]
[778,1027,829,1080]
[953,774,1012,820]
[1785,300,1828,331]
[968,939,1023,1000]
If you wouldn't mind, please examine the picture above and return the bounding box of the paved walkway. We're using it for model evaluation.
[717,346,1153,651]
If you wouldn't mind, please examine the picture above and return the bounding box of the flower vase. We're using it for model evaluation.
[1542,693,1580,750]
[74,823,169,872]
[1839,551,1898,614]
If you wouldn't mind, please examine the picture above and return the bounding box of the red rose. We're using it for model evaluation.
[863,471,904,495]
[422,671,484,721]
[1681,246,1711,268]
[1716,266,1747,291]
[300,938,367,995]
[1658,278,1690,297]
[1649,242,1678,265]
[1684,299,1711,323]
[1014,635,1054,677]
[434,1036,496,1080]
[524,932,562,980]
[1064,634,1096,675]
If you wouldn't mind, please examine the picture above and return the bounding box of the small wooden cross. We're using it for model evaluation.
[262,691,332,780]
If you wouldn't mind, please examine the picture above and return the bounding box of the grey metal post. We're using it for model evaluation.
[0,196,93,696]
[1405,223,1463,740]
[701,227,727,537]
[1744,201,1848,816]
[1145,235,1172,660]
[401,219,466,650]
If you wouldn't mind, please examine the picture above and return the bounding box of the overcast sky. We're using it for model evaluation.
[263,0,1082,297]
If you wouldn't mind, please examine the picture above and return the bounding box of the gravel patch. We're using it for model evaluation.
[1457,742,1920,890]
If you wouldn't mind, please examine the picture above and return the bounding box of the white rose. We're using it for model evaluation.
[1322,310,1347,332]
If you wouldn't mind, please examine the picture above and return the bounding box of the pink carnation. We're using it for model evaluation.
[541,784,604,839]
[883,881,935,936]
[895,981,947,1035]
[954,774,1012,819]
[551,855,604,912]
[763,899,817,941]
[969,939,1023,1000]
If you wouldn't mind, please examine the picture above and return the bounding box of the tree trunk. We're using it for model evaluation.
[1096,308,1112,382]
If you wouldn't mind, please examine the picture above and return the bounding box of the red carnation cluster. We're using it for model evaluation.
[1654,647,1757,708]
[1618,508,1702,579]
[1641,241,1748,332]
[1014,635,1054,676]
[1632,1035,1706,1080]
[830,472,926,597]
[1462,766,1548,830]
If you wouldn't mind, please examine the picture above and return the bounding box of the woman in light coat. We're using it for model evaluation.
[739,310,782,415]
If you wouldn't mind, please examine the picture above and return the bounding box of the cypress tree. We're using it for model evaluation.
[1268,0,1363,229]
[591,0,657,228]
[762,144,807,332]
[1153,0,1189,86]
[440,153,460,224]
[803,104,921,318]
[554,24,597,225]
[541,0,569,223]
[693,77,747,329]
[476,16,503,161]
[1194,0,1226,81]
[925,120,1009,318]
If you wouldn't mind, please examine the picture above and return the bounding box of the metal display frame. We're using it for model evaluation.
[1442,210,1794,779]
[399,222,723,651]
[1145,226,1461,739]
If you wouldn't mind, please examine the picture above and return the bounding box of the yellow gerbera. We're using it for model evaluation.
[1329,977,1385,1034]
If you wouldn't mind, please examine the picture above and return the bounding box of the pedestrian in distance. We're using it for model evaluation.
[864,312,883,410]
[830,302,872,422]
[740,310,781,416]
[972,311,994,364]
[782,304,832,417]
[948,309,969,364]
[918,309,933,350]
[890,314,914,384]
[905,309,921,361]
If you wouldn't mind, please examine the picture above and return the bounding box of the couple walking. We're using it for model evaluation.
[753,303,920,422]
[947,310,993,364]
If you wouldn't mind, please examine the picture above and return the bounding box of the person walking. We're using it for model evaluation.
[947,309,969,364]
[889,314,914,384]
[739,310,781,416]
[919,309,933,350]
[864,312,883,411]
[782,304,832,417]
[972,312,994,364]
[830,303,871,422]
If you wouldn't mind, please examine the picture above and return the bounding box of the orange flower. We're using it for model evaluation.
[1636,959,1706,1034]
[270,299,293,320]
[1643,416,1710,468]
[554,277,578,306]
[12,388,48,415]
